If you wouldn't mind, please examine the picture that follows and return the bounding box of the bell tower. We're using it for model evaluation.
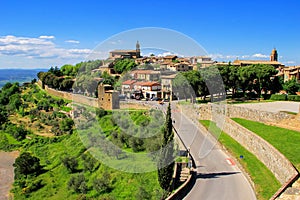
[136,40,141,58]
[270,48,278,61]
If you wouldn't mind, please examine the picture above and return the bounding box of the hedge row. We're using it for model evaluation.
[270,94,287,101]
[270,94,300,101]
[287,95,300,101]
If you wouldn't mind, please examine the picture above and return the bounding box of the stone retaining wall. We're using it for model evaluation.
[181,103,293,123]
[179,103,299,198]
[218,117,297,184]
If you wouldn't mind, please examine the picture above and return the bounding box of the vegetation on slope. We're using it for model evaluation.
[0,82,163,199]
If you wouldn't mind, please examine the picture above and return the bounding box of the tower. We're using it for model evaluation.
[136,40,141,58]
[270,48,278,62]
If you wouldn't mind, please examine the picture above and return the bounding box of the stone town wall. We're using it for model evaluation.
[38,82,98,107]
[179,103,299,188]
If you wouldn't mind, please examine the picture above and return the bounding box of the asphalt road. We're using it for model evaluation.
[170,103,257,200]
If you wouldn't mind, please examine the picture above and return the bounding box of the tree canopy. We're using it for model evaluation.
[113,59,137,74]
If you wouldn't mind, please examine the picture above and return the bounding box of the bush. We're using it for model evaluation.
[68,173,87,194]
[61,155,78,173]
[93,172,112,193]
[14,152,42,178]
[270,94,287,101]
[287,95,300,101]
[262,94,272,100]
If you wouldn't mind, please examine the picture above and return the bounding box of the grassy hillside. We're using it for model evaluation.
[0,82,163,199]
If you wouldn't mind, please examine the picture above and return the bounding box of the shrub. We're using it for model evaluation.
[287,95,300,101]
[270,94,287,101]
[14,152,42,178]
[93,172,112,193]
[68,173,87,194]
[61,155,78,173]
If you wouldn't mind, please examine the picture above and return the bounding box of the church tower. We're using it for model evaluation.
[270,48,278,61]
[136,41,141,58]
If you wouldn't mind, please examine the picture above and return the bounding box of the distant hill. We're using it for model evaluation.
[0,69,47,88]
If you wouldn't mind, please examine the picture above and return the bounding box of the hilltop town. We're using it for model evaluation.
[37,41,300,110]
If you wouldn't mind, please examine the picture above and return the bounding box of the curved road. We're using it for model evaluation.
[170,103,257,200]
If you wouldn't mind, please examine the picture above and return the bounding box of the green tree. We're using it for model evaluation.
[93,171,112,193]
[14,152,42,178]
[8,93,22,111]
[6,124,28,141]
[101,71,116,86]
[157,103,174,192]
[61,155,78,173]
[82,153,97,172]
[68,173,87,194]
[0,107,8,125]
[0,133,9,151]
[59,118,74,134]
[283,78,300,94]
[113,58,137,74]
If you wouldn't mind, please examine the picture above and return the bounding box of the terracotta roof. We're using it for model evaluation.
[131,70,160,74]
[164,55,177,59]
[161,74,177,79]
[284,66,300,71]
[134,81,161,86]
[110,50,137,53]
[233,60,283,65]
[122,80,136,85]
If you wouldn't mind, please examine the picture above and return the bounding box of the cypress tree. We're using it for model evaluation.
[158,103,175,191]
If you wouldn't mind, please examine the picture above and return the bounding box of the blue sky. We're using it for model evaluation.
[1,0,300,68]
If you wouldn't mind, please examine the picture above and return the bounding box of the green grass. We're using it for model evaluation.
[200,120,281,200]
[232,118,300,170]
[227,99,274,104]
[12,132,162,200]
[61,106,72,112]
[279,111,297,115]
[9,85,163,200]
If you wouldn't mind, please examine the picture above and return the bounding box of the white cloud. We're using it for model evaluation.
[39,35,55,39]
[65,40,80,44]
[209,54,238,60]
[284,61,296,65]
[0,35,95,62]
[109,39,123,45]
[252,53,268,58]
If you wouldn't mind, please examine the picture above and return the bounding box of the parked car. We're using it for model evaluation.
[151,97,162,101]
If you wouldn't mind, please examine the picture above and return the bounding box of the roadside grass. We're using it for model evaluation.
[279,111,297,115]
[200,120,281,200]
[232,118,300,170]
[227,99,274,104]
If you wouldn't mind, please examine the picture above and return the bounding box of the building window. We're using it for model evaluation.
[102,98,104,101]
[108,99,110,101]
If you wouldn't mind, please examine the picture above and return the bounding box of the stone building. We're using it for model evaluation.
[282,66,300,82]
[109,41,141,60]
[232,48,284,68]
[98,84,119,110]
[161,74,177,100]
[130,69,160,81]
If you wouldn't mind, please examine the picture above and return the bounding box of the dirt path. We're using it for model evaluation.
[0,151,19,200]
